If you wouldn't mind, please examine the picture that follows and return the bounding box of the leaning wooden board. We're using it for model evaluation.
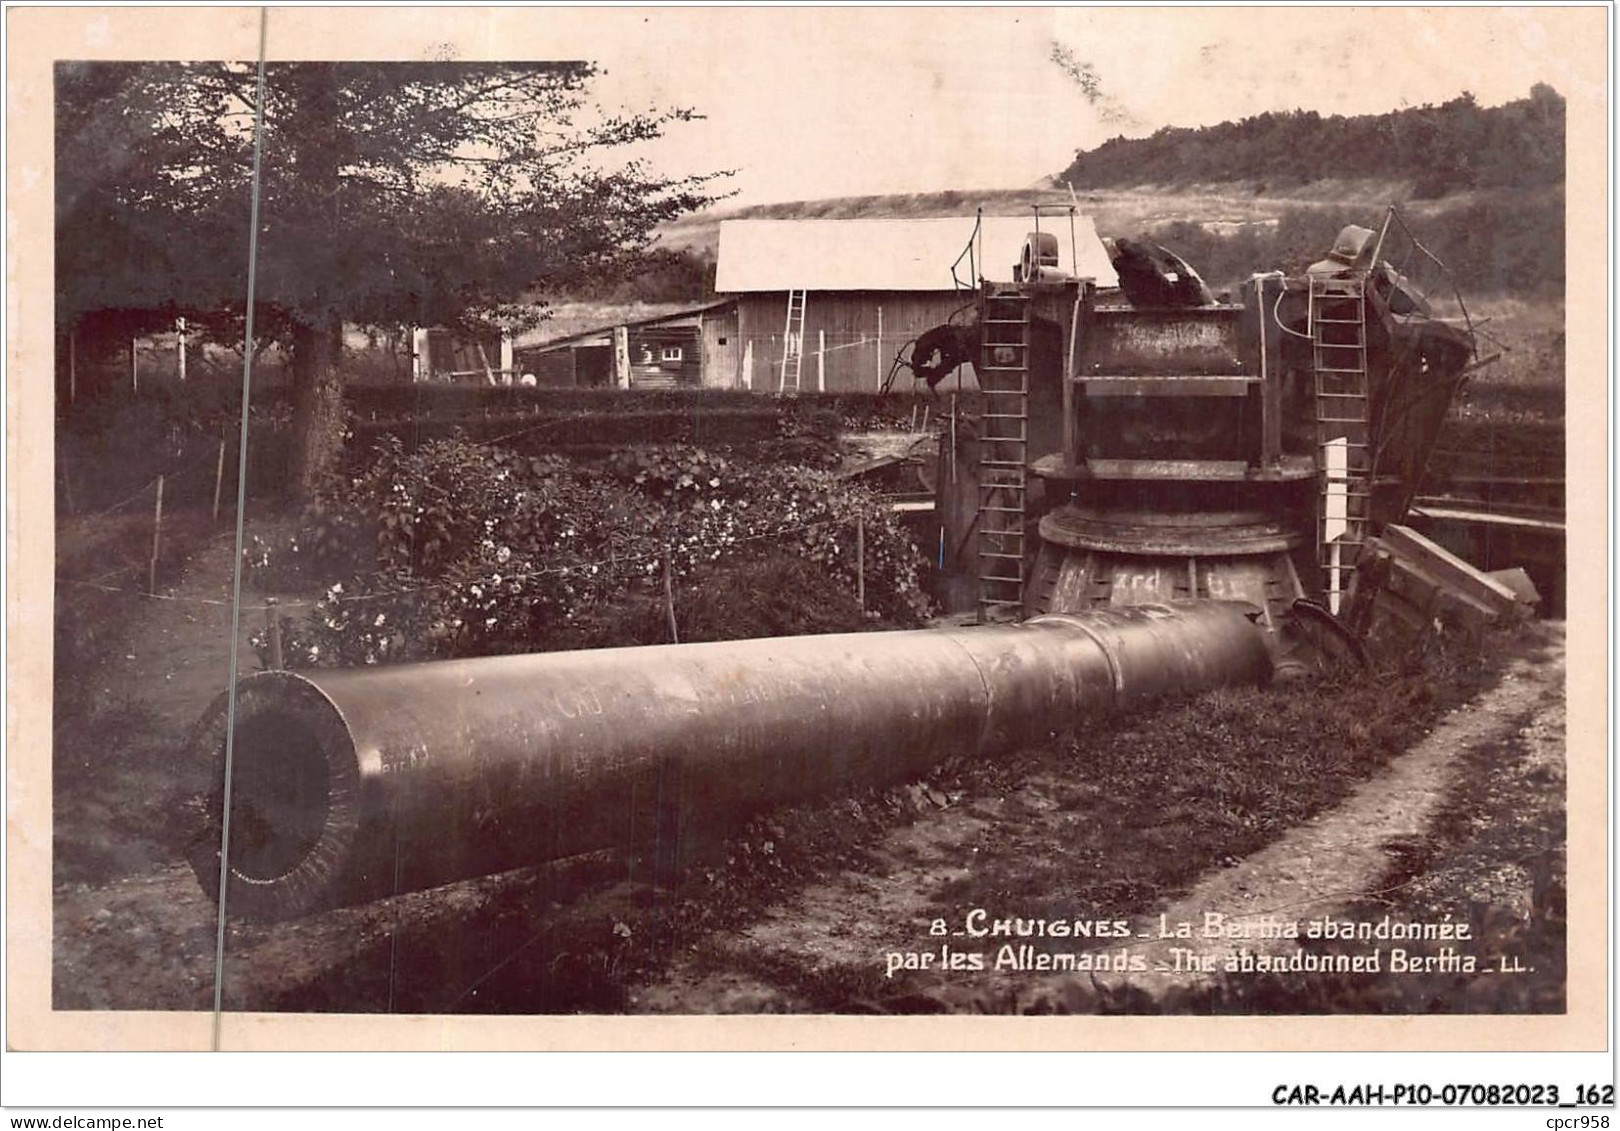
[1376,523,1521,618]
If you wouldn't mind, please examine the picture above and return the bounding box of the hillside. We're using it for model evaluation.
[662,178,1469,257]
[655,180,1560,297]
[1057,87,1565,200]
[644,87,1566,299]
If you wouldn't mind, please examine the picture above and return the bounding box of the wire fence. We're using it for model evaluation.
[730,328,979,394]
[56,511,879,619]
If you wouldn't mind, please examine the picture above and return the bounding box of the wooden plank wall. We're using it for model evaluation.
[514,343,615,387]
[523,349,577,387]
[700,306,741,389]
[731,291,982,393]
[628,324,703,388]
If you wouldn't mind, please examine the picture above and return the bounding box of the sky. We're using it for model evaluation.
[548,6,1592,208]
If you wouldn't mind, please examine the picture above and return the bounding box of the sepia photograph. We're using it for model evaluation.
[7,4,1608,1061]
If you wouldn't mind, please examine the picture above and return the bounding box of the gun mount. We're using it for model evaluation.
[922,210,1477,664]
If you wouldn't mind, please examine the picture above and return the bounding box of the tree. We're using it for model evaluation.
[56,61,725,494]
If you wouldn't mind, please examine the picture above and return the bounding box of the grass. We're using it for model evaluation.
[1443,299,1565,425]
[1122,657,1565,1015]
[909,632,1502,931]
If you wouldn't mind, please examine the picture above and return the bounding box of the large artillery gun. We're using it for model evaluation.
[914,205,1481,667]
[189,207,1481,923]
[193,603,1272,920]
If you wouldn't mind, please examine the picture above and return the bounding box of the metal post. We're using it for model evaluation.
[177,317,187,382]
[1258,274,1283,466]
[1065,291,1081,470]
[817,329,826,393]
[68,328,76,405]
[148,476,164,593]
[131,338,139,393]
[1370,203,1396,269]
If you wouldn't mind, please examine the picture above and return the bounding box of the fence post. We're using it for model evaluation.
[856,516,865,612]
[875,306,883,390]
[265,597,284,670]
[817,330,826,393]
[213,432,228,524]
[148,476,164,594]
[662,548,680,644]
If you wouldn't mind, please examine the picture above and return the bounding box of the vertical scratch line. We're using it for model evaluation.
[211,7,270,1052]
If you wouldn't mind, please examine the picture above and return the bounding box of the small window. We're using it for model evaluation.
[660,345,684,363]
[717,336,728,346]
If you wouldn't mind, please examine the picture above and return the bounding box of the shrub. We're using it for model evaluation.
[256,436,931,666]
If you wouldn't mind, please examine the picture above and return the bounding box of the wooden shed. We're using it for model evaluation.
[512,301,739,389]
[713,216,1118,393]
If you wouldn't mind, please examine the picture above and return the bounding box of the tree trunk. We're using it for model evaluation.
[288,313,347,500]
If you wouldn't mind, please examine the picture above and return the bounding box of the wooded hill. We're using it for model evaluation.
[1056,86,1565,199]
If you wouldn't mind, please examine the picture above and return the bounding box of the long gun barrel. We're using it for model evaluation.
[191,602,1272,920]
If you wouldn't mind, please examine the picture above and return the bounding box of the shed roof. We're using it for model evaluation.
[715,215,1118,293]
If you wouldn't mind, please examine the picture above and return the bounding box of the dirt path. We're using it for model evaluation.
[55,507,296,735]
[633,626,1565,1013]
[1071,629,1564,1002]
[52,512,308,1007]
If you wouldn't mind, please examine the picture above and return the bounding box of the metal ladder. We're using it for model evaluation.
[1309,274,1372,614]
[976,286,1032,621]
[778,289,807,393]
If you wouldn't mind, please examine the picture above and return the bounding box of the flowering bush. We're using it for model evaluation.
[257,437,930,666]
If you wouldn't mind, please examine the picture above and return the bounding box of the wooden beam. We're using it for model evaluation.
[1377,523,1519,617]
